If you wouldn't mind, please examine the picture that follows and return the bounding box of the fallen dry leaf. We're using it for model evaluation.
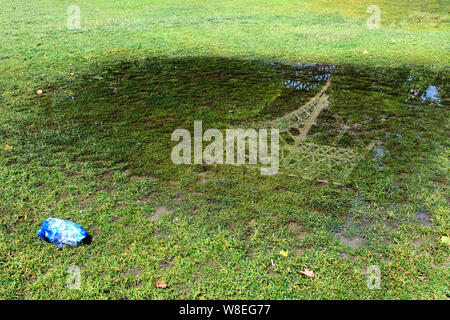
[155,280,167,288]
[298,268,314,278]
[279,250,289,257]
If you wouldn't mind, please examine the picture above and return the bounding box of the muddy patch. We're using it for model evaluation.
[160,261,173,269]
[153,231,171,238]
[197,171,209,184]
[287,221,310,239]
[415,211,433,228]
[123,267,143,277]
[246,246,256,258]
[336,197,417,246]
[293,247,306,256]
[314,179,329,187]
[149,206,171,221]
[340,252,355,260]
[336,232,366,249]
[266,264,276,275]
[130,174,159,182]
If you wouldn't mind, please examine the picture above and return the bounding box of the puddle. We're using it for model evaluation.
[421,85,441,105]
[372,142,389,169]
[283,64,334,91]
[37,57,448,182]
[337,197,411,246]
[414,133,422,141]
[406,74,443,106]
[372,143,389,160]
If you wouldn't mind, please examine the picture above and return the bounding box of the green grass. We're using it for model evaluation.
[0,0,449,299]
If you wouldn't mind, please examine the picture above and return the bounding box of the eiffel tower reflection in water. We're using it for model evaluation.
[254,63,373,182]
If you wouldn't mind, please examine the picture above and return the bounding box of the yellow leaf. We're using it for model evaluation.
[4,145,13,150]
[441,236,450,245]
[279,250,288,257]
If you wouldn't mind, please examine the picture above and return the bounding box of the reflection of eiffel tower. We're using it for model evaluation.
[259,77,372,181]
[264,79,331,142]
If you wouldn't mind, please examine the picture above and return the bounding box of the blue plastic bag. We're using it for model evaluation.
[38,218,89,247]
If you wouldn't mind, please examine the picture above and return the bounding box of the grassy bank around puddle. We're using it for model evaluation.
[0,1,449,299]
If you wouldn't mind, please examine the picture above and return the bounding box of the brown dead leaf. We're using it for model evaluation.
[298,268,314,278]
[155,280,167,288]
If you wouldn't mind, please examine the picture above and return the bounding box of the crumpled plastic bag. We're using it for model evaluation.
[38,218,89,247]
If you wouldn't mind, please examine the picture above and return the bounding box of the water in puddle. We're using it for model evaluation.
[262,62,446,179]
[422,85,441,105]
[43,57,448,181]
[283,64,335,91]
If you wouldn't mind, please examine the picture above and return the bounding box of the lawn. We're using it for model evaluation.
[0,0,448,299]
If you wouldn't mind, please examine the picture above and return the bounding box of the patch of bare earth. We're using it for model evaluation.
[287,221,310,239]
[336,232,366,249]
[197,171,209,184]
[149,206,171,221]
[415,211,433,228]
